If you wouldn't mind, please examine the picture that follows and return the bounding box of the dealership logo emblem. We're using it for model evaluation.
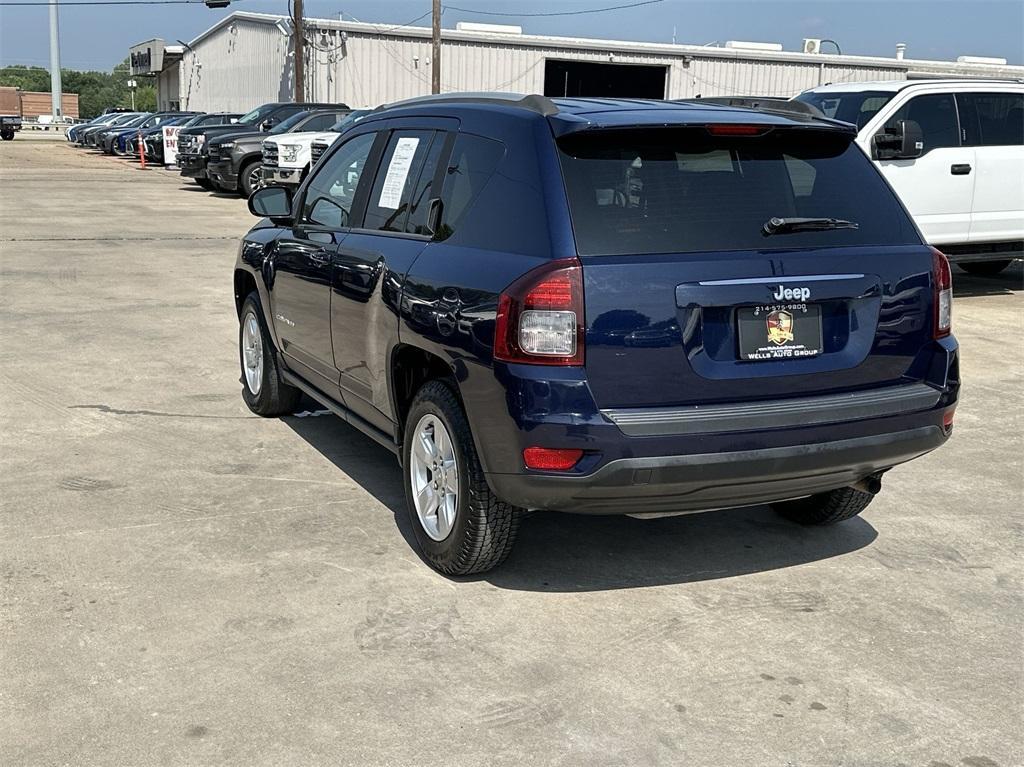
[766,309,794,345]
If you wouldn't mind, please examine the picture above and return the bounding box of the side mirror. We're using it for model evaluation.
[260,118,276,132]
[248,185,293,223]
[873,119,924,160]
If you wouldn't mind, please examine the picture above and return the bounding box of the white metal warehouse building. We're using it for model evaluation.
[130,11,1024,113]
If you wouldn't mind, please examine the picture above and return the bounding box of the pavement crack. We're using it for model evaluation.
[69,403,252,420]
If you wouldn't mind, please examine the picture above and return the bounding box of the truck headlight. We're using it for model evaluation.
[281,144,300,163]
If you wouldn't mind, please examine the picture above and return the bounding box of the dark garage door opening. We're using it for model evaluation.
[543,60,667,99]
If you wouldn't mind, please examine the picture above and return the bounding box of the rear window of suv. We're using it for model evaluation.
[557,127,919,256]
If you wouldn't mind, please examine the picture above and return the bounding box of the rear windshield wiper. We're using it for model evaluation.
[762,217,859,236]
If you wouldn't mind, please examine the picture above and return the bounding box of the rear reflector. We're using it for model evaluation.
[705,124,771,136]
[943,407,956,432]
[523,447,584,471]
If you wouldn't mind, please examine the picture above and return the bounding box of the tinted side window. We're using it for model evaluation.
[437,134,504,241]
[363,130,434,233]
[301,113,342,132]
[272,105,304,125]
[882,94,960,153]
[302,132,377,229]
[959,92,1024,147]
[406,133,448,235]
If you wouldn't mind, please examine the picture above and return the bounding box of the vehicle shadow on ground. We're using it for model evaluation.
[284,399,878,592]
[177,185,240,199]
[952,261,1023,298]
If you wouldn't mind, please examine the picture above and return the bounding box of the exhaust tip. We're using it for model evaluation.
[853,475,882,496]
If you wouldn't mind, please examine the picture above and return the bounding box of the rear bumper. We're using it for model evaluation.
[461,336,959,515]
[486,426,947,514]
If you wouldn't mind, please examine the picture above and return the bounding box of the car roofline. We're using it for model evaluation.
[373,92,857,135]
[801,77,1024,95]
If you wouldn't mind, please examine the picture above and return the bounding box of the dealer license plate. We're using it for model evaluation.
[737,303,823,361]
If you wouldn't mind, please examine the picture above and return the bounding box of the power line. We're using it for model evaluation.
[0,0,227,5]
[443,0,662,18]
[372,8,433,35]
[337,8,435,35]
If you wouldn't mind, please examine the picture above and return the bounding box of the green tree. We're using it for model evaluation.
[133,84,157,112]
[0,59,155,118]
[0,65,50,92]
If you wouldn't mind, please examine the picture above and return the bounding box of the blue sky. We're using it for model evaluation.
[1,0,1022,71]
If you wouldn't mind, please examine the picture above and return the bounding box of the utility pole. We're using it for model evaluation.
[48,0,62,120]
[293,0,305,102]
[431,0,441,94]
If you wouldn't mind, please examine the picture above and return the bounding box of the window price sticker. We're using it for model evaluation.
[377,137,420,210]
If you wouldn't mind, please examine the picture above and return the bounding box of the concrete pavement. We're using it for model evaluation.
[1,139,1021,767]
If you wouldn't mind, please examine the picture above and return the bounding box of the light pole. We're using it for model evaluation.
[431,0,441,94]
[127,79,137,110]
[48,0,62,120]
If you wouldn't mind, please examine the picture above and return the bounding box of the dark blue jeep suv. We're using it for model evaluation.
[234,94,959,574]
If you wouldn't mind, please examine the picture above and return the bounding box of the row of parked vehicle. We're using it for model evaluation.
[68,109,243,164]
[70,101,370,198]
[73,81,1024,279]
[181,103,359,197]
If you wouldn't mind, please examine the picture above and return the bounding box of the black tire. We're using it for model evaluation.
[402,380,522,575]
[196,177,214,190]
[1,129,14,141]
[959,259,1012,276]
[239,159,262,198]
[772,486,874,526]
[238,292,302,417]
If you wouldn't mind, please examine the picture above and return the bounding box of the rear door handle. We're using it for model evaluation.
[950,164,972,175]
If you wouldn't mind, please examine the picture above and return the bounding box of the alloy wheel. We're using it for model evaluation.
[241,310,263,395]
[409,414,459,541]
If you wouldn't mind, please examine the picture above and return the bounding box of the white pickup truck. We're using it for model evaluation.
[261,109,370,189]
[796,80,1023,275]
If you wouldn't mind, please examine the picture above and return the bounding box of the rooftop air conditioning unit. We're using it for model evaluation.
[455,22,522,35]
[724,40,783,52]
[957,55,1008,65]
[803,38,822,55]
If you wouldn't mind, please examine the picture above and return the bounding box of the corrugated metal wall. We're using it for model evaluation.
[172,17,1003,112]
[180,23,291,112]
[674,58,905,99]
[156,65,181,111]
[0,86,20,115]
[19,92,79,119]
[311,29,906,108]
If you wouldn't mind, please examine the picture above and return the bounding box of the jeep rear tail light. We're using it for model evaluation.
[931,247,952,339]
[494,258,585,366]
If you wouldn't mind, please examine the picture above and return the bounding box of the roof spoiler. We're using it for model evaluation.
[688,96,826,119]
